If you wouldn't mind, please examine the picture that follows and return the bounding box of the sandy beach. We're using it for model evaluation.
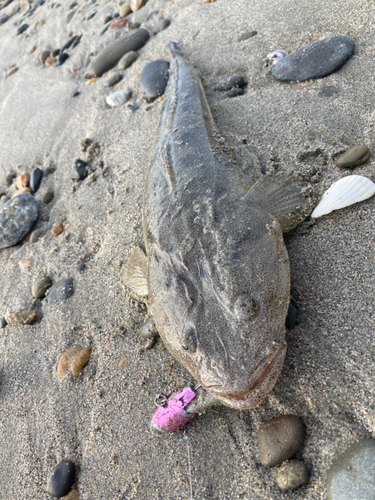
[0,0,374,498]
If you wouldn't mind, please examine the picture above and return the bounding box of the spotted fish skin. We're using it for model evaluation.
[142,43,290,410]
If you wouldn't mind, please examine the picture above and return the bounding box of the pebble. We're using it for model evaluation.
[237,30,257,41]
[17,23,29,34]
[130,0,145,11]
[5,67,18,79]
[99,23,110,36]
[317,85,339,97]
[30,167,43,192]
[0,193,39,249]
[152,18,170,35]
[52,222,63,236]
[117,50,138,70]
[47,277,74,304]
[257,415,304,467]
[141,317,159,339]
[19,258,32,268]
[118,357,126,367]
[43,191,54,204]
[35,19,44,29]
[59,52,69,65]
[29,45,36,53]
[61,35,79,53]
[72,90,80,97]
[140,60,169,101]
[86,77,99,85]
[214,75,247,91]
[226,88,244,98]
[46,460,75,497]
[70,159,87,180]
[277,459,308,491]
[39,49,51,63]
[272,36,355,82]
[106,88,132,107]
[12,187,32,197]
[0,13,10,24]
[0,317,8,328]
[65,490,80,500]
[32,274,51,299]
[16,172,30,189]
[87,28,149,77]
[119,1,130,17]
[44,166,55,176]
[30,228,43,243]
[326,438,375,500]
[5,172,16,186]
[335,145,370,168]
[109,17,127,29]
[57,345,91,381]
[45,56,57,66]
[5,310,36,325]
[105,73,123,86]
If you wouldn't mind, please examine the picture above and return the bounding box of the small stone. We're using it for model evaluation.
[152,18,170,35]
[69,1,77,9]
[70,160,87,180]
[17,23,29,34]
[39,50,51,63]
[0,317,8,328]
[48,278,74,304]
[277,460,308,491]
[43,191,54,204]
[12,187,32,197]
[29,46,37,53]
[35,19,44,29]
[29,167,43,193]
[32,274,51,299]
[16,172,30,189]
[117,50,138,70]
[140,60,169,101]
[72,90,80,97]
[5,67,18,79]
[59,52,69,65]
[141,317,159,339]
[272,36,355,82]
[214,75,247,91]
[57,345,91,381]
[109,17,127,29]
[75,262,86,273]
[5,172,16,186]
[105,73,123,87]
[0,193,39,249]
[44,166,55,176]
[327,438,375,500]
[258,415,304,467]
[226,88,245,98]
[86,77,99,84]
[128,21,141,30]
[5,310,36,325]
[61,35,81,53]
[106,88,132,107]
[129,0,145,11]
[19,258,32,268]
[335,145,370,168]
[52,222,63,236]
[238,30,257,41]
[45,56,57,66]
[119,1,130,17]
[118,357,126,367]
[46,460,75,497]
[30,228,43,243]
[65,490,80,500]
[317,86,339,98]
[0,13,10,24]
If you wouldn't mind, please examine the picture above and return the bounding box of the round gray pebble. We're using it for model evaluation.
[277,459,308,491]
[32,274,51,299]
[139,60,169,101]
[30,228,44,243]
[105,73,123,87]
[152,18,170,35]
[0,193,39,249]
[47,278,74,304]
[43,191,54,204]
[238,30,257,41]
[117,50,138,70]
[46,460,75,497]
[327,438,375,500]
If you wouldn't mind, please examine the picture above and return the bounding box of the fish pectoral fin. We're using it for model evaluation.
[245,171,314,232]
[122,246,149,298]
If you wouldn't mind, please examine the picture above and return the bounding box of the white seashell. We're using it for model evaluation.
[106,89,132,108]
[266,50,289,65]
[311,175,375,218]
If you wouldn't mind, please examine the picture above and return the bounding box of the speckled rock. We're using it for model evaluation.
[272,36,355,82]
[258,415,304,467]
[57,345,91,381]
[87,28,149,77]
[46,460,75,497]
[5,310,36,325]
[117,50,138,70]
[32,274,51,299]
[277,459,308,491]
[47,278,74,304]
[335,145,370,168]
[327,438,375,500]
[0,193,39,249]
[139,60,169,101]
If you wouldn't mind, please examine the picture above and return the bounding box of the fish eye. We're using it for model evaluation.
[234,295,259,320]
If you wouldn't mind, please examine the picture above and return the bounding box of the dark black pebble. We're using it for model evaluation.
[0,317,7,328]
[238,30,257,41]
[0,13,10,24]
[59,52,70,65]
[52,48,61,57]
[286,303,299,330]
[317,86,339,98]
[226,88,245,98]
[43,191,54,203]
[47,278,74,304]
[105,73,123,87]
[5,172,16,186]
[104,14,112,23]
[46,460,75,497]
[272,36,355,82]
[86,10,96,20]
[0,193,39,249]
[139,60,169,101]
[152,18,170,35]
[99,23,110,36]
[17,23,29,34]
[127,103,139,112]
[30,167,43,193]
[214,75,247,91]
[72,90,80,98]
[112,11,119,18]
[70,160,87,180]
[61,35,80,53]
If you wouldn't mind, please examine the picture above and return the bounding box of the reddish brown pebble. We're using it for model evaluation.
[258,415,304,467]
[118,357,126,367]
[5,310,36,325]
[110,17,127,28]
[16,172,30,189]
[52,222,63,236]
[19,258,32,268]
[29,46,36,53]
[57,345,91,381]
[45,56,56,66]
[12,187,32,197]
[65,489,80,500]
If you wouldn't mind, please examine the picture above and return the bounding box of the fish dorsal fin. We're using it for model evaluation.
[122,246,149,298]
[245,172,313,232]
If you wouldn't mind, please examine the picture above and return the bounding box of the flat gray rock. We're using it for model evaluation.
[0,193,39,249]
[327,438,375,500]
[47,278,74,304]
[272,36,355,82]
[139,60,169,101]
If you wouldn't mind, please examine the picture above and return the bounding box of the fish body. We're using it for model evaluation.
[139,44,307,410]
